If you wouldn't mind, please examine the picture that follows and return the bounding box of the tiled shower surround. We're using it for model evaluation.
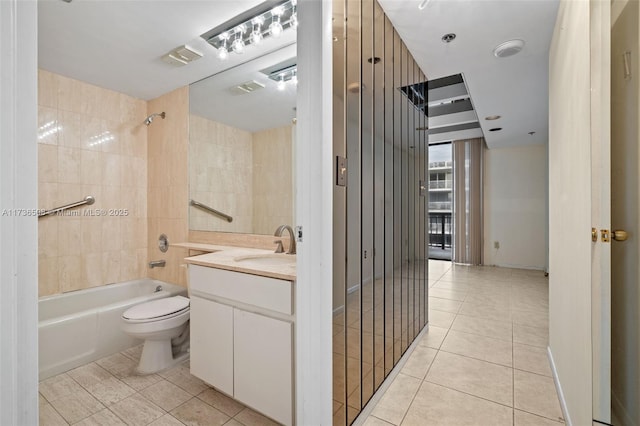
[189,115,294,235]
[38,70,148,297]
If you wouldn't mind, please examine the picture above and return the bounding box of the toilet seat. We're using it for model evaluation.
[123,295,190,323]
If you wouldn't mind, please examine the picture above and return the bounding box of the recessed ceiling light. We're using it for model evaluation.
[485,115,501,120]
[493,39,525,58]
[442,33,456,43]
[489,127,503,132]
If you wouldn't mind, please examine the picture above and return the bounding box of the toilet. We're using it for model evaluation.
[121,295,190,374]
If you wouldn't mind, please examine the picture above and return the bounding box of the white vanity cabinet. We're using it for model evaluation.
[189,264,294,426]
[190,297,234,395]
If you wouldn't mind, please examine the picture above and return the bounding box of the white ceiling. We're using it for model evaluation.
[378,0,559,149]
[190,43,296,132]
[39,0,273,101]
[39,0,559,149]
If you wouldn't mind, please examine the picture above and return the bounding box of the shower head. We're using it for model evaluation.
[144,112,166,126]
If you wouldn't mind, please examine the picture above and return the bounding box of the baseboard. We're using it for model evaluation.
[611,389,634,426]
[548,346,573,426]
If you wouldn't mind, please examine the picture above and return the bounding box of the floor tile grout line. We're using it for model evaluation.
[422,375,516,411]
[512,366,553,379]
[435,347,514,369]
[44,397,72,426]
[514,407,567,424]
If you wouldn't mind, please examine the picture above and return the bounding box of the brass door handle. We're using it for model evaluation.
[613,230,629,241]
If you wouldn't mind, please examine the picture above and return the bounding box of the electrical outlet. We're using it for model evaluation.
[494,241,500,249]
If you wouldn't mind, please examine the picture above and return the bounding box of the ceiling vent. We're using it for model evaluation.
[493,39,525,58]
[230,80,266,95]
[161,45,203,67]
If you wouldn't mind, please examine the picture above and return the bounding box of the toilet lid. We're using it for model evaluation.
[123,296,190,321]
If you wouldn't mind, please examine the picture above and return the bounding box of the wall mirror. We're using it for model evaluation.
[188,40,297,234]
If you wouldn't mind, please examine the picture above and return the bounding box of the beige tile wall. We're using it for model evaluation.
[147,88,190,288]
[252,125,294,235]
[38,75,289,295]
[189,115,253,233]
[37,70,148,297]
[187,115,294,235]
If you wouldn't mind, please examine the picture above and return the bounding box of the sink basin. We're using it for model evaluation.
[233,254,296,266]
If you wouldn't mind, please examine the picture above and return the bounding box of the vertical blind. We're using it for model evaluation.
[453,138,484,265]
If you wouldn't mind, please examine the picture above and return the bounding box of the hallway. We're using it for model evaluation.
[360,260,563,426]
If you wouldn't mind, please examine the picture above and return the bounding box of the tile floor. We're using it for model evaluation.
[39,345,279,426]
[40,260,562,426]
[360,260,564,426]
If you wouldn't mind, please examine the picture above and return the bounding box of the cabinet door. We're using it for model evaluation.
[234,309,293,426]
[190,296,234,396]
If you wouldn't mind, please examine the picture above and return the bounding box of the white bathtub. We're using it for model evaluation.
[38,278,187,380]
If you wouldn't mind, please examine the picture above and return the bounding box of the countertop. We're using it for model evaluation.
[176,243,296,281]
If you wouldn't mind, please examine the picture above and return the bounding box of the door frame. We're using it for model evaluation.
[0,0,39,423]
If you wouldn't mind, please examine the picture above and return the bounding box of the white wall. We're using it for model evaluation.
[483,144,547,270]
[611,0,639,423]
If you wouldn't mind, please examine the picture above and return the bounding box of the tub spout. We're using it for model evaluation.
[149,260,166,268]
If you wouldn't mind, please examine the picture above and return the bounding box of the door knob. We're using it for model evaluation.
[613,230,629,241]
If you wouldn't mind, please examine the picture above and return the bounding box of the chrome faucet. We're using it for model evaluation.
[149,260,166,268]
[274,225,296,255]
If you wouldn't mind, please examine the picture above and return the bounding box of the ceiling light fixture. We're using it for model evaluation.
[269,64,298,90]
[217,32,230,60]
[485,115,501,120]
[269,8,284,38]
[231,26,245,54]
[441,33,456,43]
[204,0,297,60]
[290,0,298,29]
[277,76,286,91]
[493,39,525,58]
[251,17,264,45]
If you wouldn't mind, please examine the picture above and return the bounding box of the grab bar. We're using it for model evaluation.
[189,199,233,223]
[38,195,95,218]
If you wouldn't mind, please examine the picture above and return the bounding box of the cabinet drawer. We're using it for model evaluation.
[189,265,293,315]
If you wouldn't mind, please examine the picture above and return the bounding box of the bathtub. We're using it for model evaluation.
[38,278,187,380]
